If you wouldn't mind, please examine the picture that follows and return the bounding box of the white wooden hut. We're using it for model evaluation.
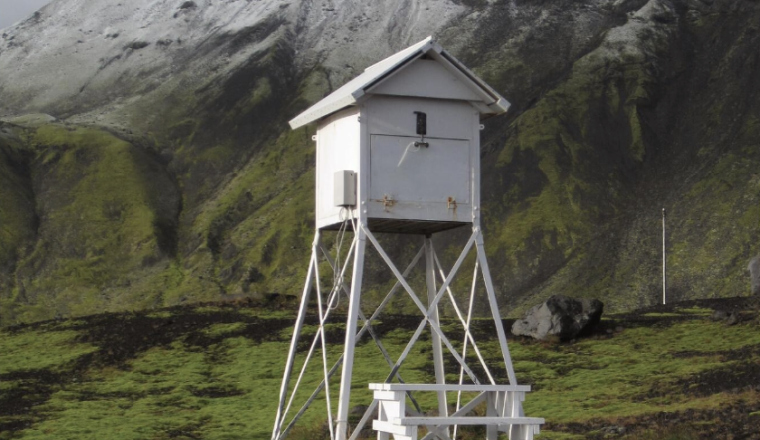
[290,36,509,234]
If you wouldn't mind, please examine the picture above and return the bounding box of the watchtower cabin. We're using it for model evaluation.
[289,36,509,234]
[274,37,544,440]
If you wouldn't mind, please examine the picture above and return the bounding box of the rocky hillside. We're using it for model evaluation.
[1,0,760,324]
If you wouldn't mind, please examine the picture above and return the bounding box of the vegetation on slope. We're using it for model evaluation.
[0,121,182,324]
[2,0,760,324]
[1,297,759,439]
[0,124,36,311]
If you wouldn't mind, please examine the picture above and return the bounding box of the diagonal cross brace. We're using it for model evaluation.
[319,244,424,404]
[278,236,358,436]
[362,224,480,384]
[430,245,495,385]
[277,242,427,440]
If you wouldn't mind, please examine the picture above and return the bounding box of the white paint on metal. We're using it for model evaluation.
[398,416,544,427]
[425,238,449,422]
[271,235,317,440]
[315,108,361,229]
[370,59,483,101]
[432,250,494,385]
[276,235,358,440]
[312,238,335,440]
[363,225,480,383]
[335,224,367,440]
[370,384,543,440]
[320,243,419,396]
[368,135,470,221]
[369,384,531,392]
[289,37,509,129]
[476,230,517,386]
[366,96,474,140]
[454,259,481,440]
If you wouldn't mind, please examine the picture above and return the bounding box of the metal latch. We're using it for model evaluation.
[382,194,396,211]
[447,197,457,210]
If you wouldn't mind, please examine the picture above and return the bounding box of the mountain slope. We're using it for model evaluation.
[1,0,759,324]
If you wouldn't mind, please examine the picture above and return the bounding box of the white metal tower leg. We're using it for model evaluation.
[272,232,319,440]
[474,227,517,385]
[425,237,448,421]
[336,224,367,440]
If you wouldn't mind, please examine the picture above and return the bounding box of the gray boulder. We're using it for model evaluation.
[748,256,760,295]
[511,295,604,341]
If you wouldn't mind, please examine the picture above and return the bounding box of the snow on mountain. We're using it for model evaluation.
[0,0,465,122]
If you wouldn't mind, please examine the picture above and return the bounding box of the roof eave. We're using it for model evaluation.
[288,94,358,129]
[492,97,511,114]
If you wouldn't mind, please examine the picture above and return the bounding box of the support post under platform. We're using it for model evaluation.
[336,223,367,440]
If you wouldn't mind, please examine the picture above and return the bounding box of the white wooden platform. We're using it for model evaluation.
[369,383,544,440]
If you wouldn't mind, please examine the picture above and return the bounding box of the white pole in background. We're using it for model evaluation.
[662,208,667,305]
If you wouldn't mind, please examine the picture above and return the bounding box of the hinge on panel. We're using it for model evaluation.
[447,197,457,211]
[382,194,396,211]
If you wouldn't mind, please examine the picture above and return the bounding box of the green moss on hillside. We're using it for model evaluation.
[0,126,37,323]
[483,24,659,312]
[5,123,180,324]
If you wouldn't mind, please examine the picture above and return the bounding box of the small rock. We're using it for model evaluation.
[350,404,368,415]
[711,310,728,321]
[600,425,626,437]
[726,312,740,326]
[125,41,150,50]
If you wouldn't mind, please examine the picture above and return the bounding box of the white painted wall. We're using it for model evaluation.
[369,59,483,102]
[315,96,482,230]
[365,95,474,140]
[315,107,361,230]
[364,96,478,224]
[368,135,471,222]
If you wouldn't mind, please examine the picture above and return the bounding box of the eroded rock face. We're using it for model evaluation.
[511,295,604,341]
[748,256,760,296]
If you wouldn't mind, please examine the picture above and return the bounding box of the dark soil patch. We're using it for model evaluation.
[551,400,760,440]
[609,296,759,329]
[188,385,245,398]
[673,342,760,360]
[75,306,294,368]
[676,360,760,397]
[0,301,298,435]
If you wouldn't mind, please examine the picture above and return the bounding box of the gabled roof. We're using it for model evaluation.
[289,37,510,129]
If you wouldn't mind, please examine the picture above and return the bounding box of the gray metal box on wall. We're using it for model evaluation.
[334,170,356,207]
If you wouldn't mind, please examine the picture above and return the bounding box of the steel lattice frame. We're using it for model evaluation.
[271,223,518,440]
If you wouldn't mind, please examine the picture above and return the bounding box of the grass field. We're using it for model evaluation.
[1,297,759,439]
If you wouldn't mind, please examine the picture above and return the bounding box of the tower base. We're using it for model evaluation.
[271,223,542,440]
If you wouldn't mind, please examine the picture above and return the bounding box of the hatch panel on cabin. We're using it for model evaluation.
[369,135,470,205]
[365,96,474,140]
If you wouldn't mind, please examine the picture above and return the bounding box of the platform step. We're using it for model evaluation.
[393,416,544,427]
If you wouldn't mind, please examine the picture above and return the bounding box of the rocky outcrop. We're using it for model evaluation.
[511,295,604,341]
[749,256,760,296]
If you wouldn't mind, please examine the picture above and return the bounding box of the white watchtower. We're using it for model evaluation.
[272,37,544,440]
